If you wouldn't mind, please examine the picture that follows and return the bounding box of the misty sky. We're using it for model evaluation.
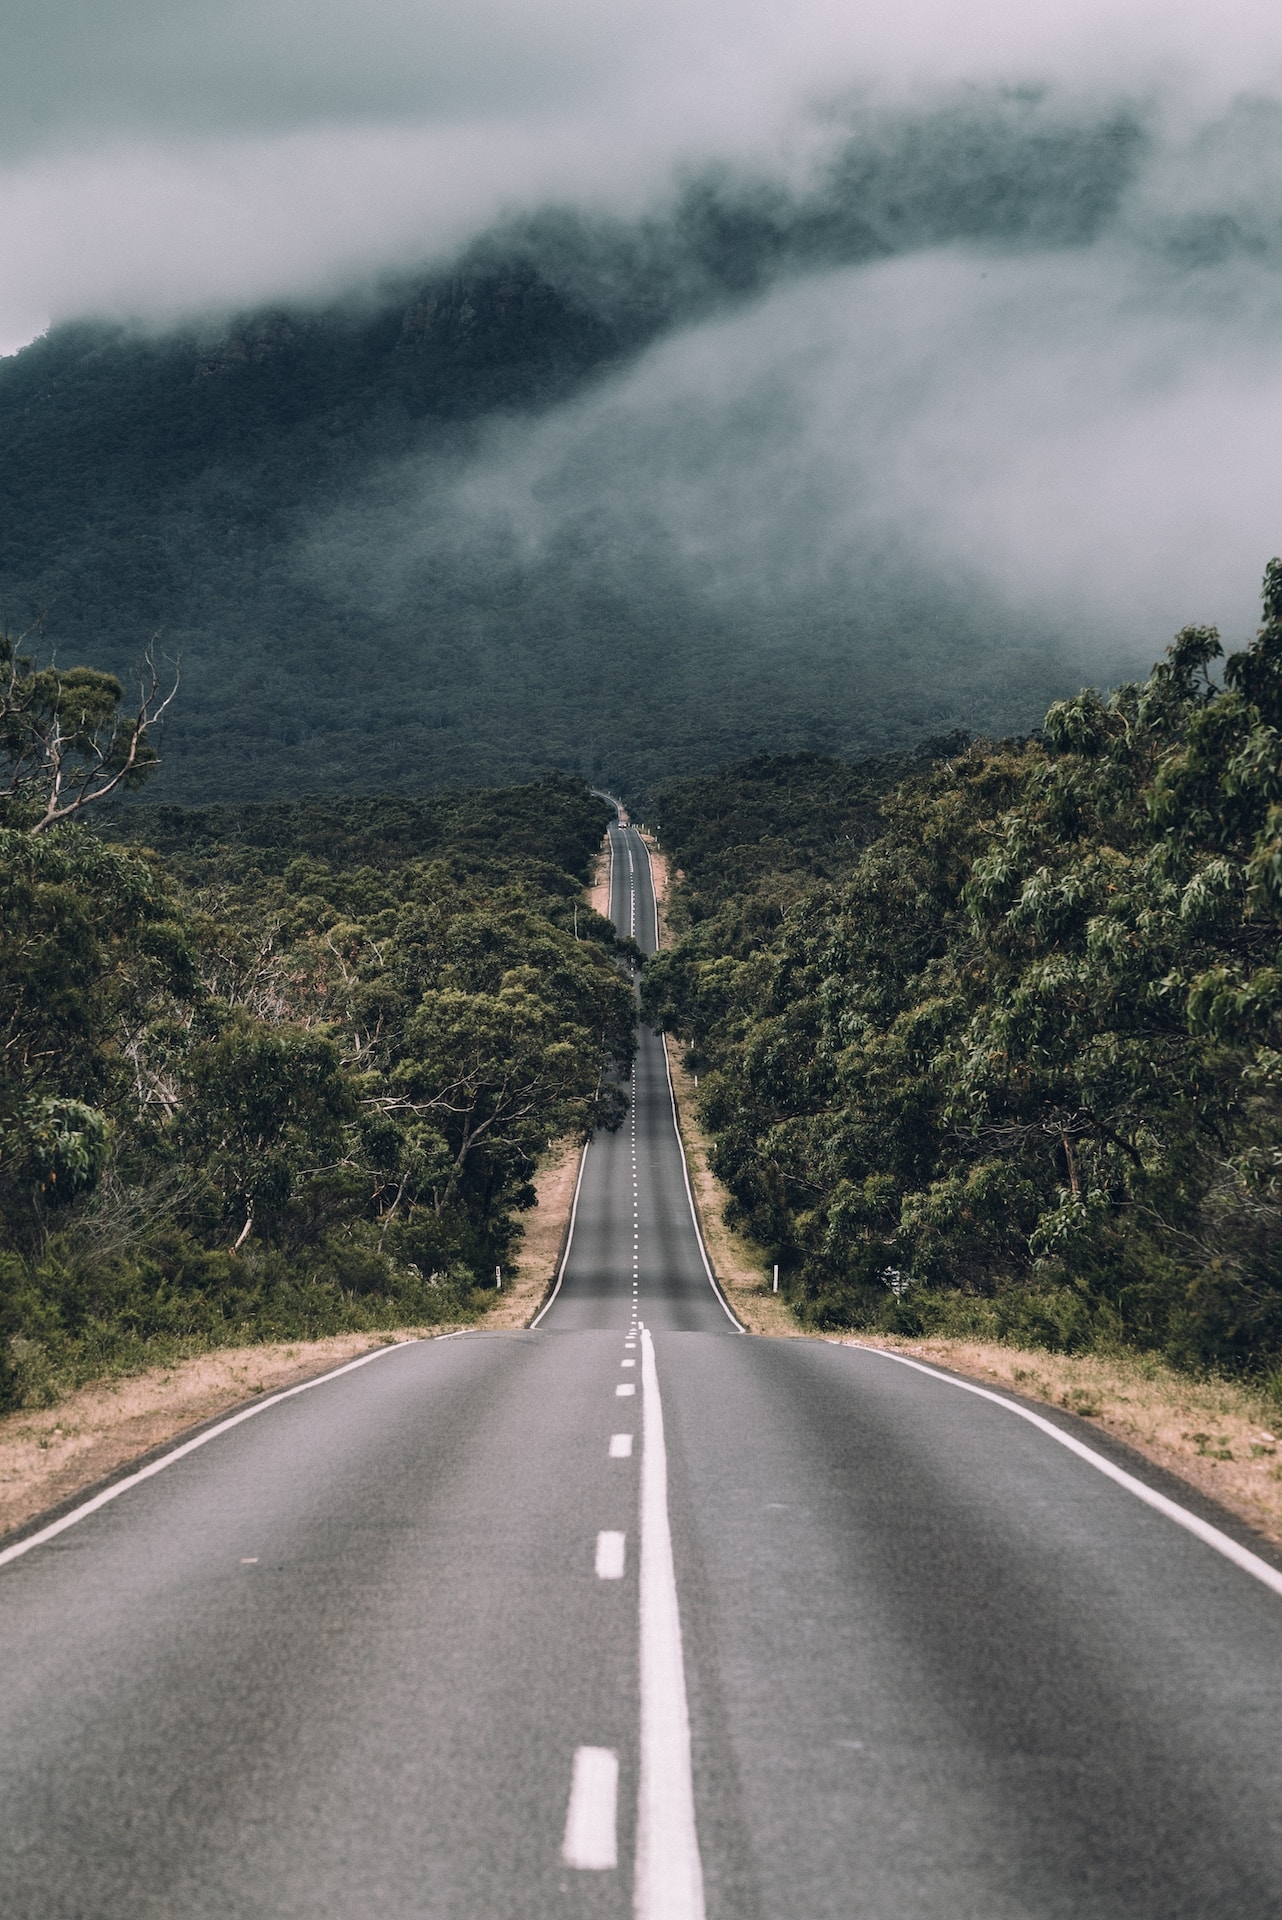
[8,0,1282,679]
[6,0,1282,348]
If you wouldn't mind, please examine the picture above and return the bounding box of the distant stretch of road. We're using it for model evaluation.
[533,815,739,1338]
[4,816,1282,1917]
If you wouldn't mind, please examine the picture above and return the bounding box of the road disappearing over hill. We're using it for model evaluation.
[533,816,739,1338]
[4,820,1282,1916]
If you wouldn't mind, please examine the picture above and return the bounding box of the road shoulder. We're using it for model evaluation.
[663,1035,800,1338]
[0,1330,445,1546]
[492,1133,584,1328]
[841,1332,1282,1552]
[639,826,800,1337]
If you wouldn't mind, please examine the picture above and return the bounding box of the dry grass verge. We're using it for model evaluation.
[491,1134,584,1328]
[839,1334,1282,1549]
[588,837,611,919]
[664,1037,801,1339]
[639,828,800,1336]
[0,1329,457,1543]
[638,829,669,935]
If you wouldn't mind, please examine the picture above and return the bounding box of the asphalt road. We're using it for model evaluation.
[533,816,738,1338]
[4,821,1282,1916]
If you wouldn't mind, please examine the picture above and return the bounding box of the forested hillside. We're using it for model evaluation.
[0,651,631,1408]
[0,93,1142,800]
[644,565,1282,1378]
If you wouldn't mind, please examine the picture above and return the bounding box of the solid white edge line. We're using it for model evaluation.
[0,1333,464,1571]
[529,1134,593,1329]
[854,1345,1282,1601]
[635,821,660,955]
[659,1034,744,1331]
[634,831,744,1333]
[563,1745,620,1870]
[636,1327,705,1920]
[531,805,626,1332]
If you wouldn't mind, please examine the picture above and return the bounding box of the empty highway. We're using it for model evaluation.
[4,819,1282,1916]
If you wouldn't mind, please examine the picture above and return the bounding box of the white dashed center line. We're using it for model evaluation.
[562,1747,619,1871]
[595,1530,627,1579]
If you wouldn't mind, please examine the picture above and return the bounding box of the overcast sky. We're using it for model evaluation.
[4,0,1282,349]
[8,0,1282,683]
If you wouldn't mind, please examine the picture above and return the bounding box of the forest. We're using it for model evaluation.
[0,636,633,1409]
[11,556,1282,1409]
[644,565,1282,1380]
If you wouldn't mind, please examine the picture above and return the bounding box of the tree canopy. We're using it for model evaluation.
[644,566,1282,1374]
[0,758,629,1409]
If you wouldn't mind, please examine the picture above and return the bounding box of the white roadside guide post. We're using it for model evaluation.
[773,1265,779,1293]
[495,1266,502,1290]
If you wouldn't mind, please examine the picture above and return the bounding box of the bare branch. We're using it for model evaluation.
[0,630,180,834]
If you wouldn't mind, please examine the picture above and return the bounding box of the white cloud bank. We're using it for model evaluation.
[325,235,1282,674]
[4,0,1282,346]
[8,0,1282,704]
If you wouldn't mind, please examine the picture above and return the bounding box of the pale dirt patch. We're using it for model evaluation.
[637,831,669,936]
[588,837,611,920]
[664,1036,802,1339]
[641,830,798,1336]
[0,1329,453,1543]
[837,1333,1282,1550]
[492,1134,585,1329]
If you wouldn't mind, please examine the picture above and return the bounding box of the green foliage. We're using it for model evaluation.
[0,767,629,1408]
[644,569,1282,1375]
[0,823,187,1235]
[0,631,169,832]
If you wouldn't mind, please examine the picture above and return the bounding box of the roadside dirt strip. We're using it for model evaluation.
[662,1038,799,1341]
[588,835,611,920]
[844,1333,1282,1553]
[0,1332,446,1543]
[490,1133,585,1329]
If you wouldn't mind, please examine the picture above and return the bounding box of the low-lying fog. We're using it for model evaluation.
[8,1,1282,777]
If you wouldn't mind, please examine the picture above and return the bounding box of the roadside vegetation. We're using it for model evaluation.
[643,563,1282,1387]
[0,635,633,1410]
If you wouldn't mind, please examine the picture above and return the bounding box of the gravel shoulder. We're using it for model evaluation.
[587,836,611,919]
[490,1133,584,1329]
[0,1331,452,1543]
[664,1036,802,1338]
[842,1333,1282,1551]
